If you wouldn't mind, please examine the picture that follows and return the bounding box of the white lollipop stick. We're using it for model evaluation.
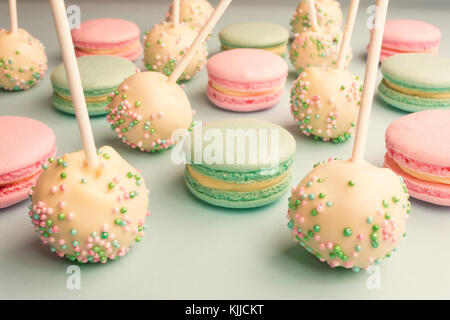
[168,0,232,84]
[9,0,18,33]
[336,0,360,69]
[308,0,319,30]
[173,0,180,27]
[49,0,98,168]
[351,0,389,163]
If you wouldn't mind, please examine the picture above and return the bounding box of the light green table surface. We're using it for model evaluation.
[0,0,449,299]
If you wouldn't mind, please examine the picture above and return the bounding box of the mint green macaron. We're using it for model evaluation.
[379,53,450,112]
[219,22,289,56]
[184,119,296,209]
[50,55,137,116]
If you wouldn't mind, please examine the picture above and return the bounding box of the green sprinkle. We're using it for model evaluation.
[348,180,355,187]
[120,207,127,214]
[60,172,67,179]
[108,182,115,189]
[343,227,353,237]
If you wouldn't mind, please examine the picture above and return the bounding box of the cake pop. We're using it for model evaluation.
[290,0,351,74]
[34,0,150,263]
[290,0,361,142]
[107,0,233,152]
[287,0,410,271]
[29,146,150,263]
[166,0,213,29]
[143,22,208,82]
[0,0,47,91]
[291,0,343,35]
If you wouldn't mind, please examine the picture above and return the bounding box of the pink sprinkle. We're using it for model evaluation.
[50,186,58,194]
[357,234,365,241]
[57,201,66,209]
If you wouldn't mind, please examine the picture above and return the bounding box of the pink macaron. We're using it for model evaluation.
[71,18,143,61]
[378,19,441,62]
[0,117,56,209]
[384,110,450,206]
[206,49,288,112]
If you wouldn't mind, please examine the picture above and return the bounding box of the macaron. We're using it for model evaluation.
[206,49,288,112]
[379,53,450,112]
[0,116,56,209]
[379,20,441,62]
[219,22,289,56]
[384,110,450,206]
[51,55,138,116]
[184,119,296,208]
[71,18,143,61]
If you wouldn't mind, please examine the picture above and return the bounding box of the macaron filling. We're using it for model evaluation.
[75,40,141,55]
[187,165,290,192]
[209,80,285,97]
[221,43,287,56]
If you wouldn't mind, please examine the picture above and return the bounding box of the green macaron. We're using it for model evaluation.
[219,21,289,56]
[184,119,296,209]
[378,53,450,112]
[50,55,137,116]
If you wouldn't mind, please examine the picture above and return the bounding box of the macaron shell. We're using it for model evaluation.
[0,117,56,177]
[383,20,442,52]
[382,54,450,90]
[71,18,141,49]
[219,22,289,49]
[207,49,288,84]
[0,174,39,209]
[385,155,450,206]
[385,110,450,175]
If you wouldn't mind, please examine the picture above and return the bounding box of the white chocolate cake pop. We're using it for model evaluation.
[290,67,362,142]
[106,71,193,152]
[291,0,343,35]
[144,22,208,82]
[166,0,214,29]
[287,159,410,271]
[0,28,47,91]
[290,30,352,74]
[29,146,150,263]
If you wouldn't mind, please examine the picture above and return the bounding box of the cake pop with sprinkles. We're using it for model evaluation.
[290,0,362,143]
[287,0,411,271]
[33,0,151,263]
[144,1,208,83]
[107,0,232,152]
[166,0,213,29]
[0,0,47,91]
[291,0,343,36]
[290,0,350,74]
[29,146,150,263]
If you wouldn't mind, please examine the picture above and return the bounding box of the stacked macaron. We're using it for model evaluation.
[71,18,143,61]
[379,53,450,112]
[219,22,289,56]
[379,20,441,62]
[0,116,56,209]
[206,49,288,112]
[385,110,450,206]
[51,55,138,116]
[184,119,296,208]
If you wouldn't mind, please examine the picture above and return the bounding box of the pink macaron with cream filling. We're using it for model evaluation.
[378,19,441,62]
[71,18,143,61]
[384,110,450,206]
[0,116,56,209]
[206,49,288,112]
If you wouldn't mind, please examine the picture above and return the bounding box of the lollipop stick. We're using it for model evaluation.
[308,0,319,30]
[173,0,180,27]
[49,0,98,168]
[351,0,389,163]
[9,0,18,33]
[168,0,232,84]
[336,0,360,69]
